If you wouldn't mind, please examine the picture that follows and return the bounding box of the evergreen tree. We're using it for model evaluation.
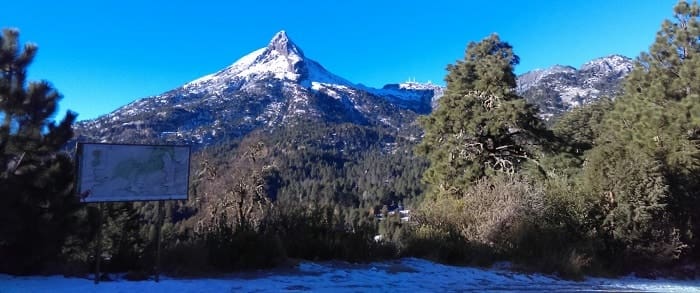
[416,34,549,198]
[0,28,78,273]
[552,97,614,153]
[585,0,700,262]
[539,97,615,177]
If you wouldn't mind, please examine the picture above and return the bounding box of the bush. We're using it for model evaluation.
[417,175,545,251]
[460,175,546,251]
[412,174,597,278]
[399,225,496,267]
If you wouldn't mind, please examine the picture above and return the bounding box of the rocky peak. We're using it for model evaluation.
[517,54,634,120]
[580,54,633,75]
[267,30,304,58]
[550,65,577,73]
[517,65,577,92]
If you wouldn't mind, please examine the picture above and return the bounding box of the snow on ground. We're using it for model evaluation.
[1,258,699,292]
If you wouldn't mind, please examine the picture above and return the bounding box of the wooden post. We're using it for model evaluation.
[155,201,164,282]
[94,202,103,284]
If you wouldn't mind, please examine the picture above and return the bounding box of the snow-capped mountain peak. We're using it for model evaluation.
[579,54,633,79]
[517,54,634,120]
[517,65,576,92]
[183,31,311,91]
[182,31,434,108]
[267,30,304,58]
[76,31,438,145]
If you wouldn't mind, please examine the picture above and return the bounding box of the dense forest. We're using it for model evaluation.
[1,0,699,280]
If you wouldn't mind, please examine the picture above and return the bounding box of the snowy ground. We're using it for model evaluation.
[2,258,699,292]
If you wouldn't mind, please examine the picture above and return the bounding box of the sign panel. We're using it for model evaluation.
[77,143,191,202]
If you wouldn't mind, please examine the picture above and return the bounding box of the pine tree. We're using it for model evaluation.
[585,0,700,262]
[416,34,549,199]
[0,28,79,273]
[552,97,614,153]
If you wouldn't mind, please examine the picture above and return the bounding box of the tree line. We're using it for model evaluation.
[1,0,699,279]
[413,0,700,277]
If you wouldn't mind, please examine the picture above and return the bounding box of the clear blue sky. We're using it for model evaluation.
[2,0,676,121]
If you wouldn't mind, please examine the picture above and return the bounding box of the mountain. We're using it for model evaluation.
[75,31,634,146]
[516,55,634,119]
[68,35,637,263]
[378,80,444,108]
[74,31,436,146]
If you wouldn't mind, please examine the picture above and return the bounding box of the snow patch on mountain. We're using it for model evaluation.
[302,58,355,88]
[517,55,634,119]
[184,48,265,93]
[177,30,437,111]
[358,81,443,102]
[237,48,303,81]
[73,31,442,145]
[581,54,633,74]
[517,65,576,92]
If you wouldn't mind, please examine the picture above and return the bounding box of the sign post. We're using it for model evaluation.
[94,202,103,284]
[76,143,191,283]
[155,201,164,282]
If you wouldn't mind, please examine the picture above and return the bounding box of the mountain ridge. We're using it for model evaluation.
[517,54,634,119]
[75,32,635,146]
[74,31,435,146]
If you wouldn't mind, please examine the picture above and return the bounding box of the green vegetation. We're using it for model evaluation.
[0,28,80,274]
[416,34,550,197]
[2,0,700,280]
[584,0,700,266]
[411,0,700,278]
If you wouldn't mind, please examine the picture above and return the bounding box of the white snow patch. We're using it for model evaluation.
[558,86,600,105]
[310,82,354,100]
[2,258,699,292]
[303,59,355,88]
[365,86,424,101]
[379,117,392,126]
[357,80,443,102]
[581,55,634,75]
[185,48,267,87]
[236,50,302,81]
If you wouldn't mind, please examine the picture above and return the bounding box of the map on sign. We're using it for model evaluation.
[77,143,191,202]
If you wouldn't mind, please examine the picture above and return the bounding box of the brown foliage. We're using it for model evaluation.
[417,175,545,251]
[192,137,278,233]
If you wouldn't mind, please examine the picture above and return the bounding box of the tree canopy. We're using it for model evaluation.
[417,34,549,199]
[583,0,700,262]
[0,28,78,274]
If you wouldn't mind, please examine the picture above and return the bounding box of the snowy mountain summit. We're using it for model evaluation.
[184,30,353,92]
[181,30,436,105]
[75,31,437,145]
[517,55,634,119]
[267,30,303,57]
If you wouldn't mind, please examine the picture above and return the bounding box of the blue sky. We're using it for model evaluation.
[2,0,676,121]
